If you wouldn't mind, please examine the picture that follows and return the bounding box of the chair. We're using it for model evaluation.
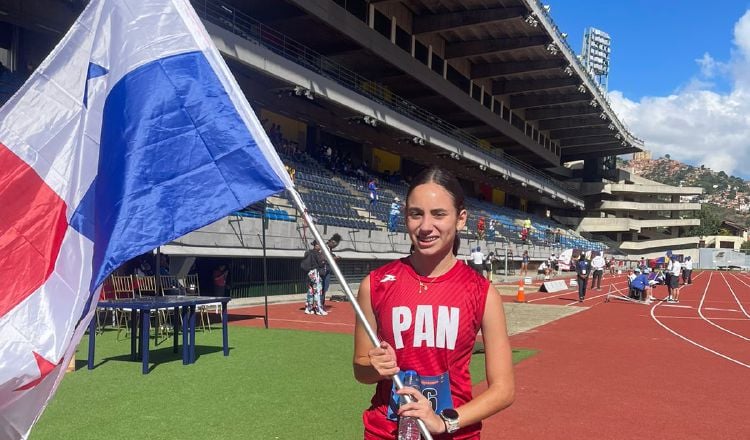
[108,275,136,338]
[183,273,211,332]
[135,275,171,340]
[160,275,180,296]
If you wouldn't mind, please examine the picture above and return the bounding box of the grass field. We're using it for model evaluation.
[33,326,535,439]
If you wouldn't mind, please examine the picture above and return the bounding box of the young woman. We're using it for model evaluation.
[353,167,515,439]
[520,250,529,278]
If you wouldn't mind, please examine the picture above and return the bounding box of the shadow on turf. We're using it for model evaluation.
[89,345,228,373]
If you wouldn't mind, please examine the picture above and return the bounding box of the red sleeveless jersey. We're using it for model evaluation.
[362,258,489,439]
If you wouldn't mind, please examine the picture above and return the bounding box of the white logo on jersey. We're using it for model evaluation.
[380,274,397,282]
[392,305,460,350]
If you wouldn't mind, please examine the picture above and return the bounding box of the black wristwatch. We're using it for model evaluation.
[440,408,460,434]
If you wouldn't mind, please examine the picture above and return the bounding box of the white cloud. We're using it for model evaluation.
[609,10,750,177]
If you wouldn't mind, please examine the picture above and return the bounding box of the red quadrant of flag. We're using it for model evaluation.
[0,143,68,318]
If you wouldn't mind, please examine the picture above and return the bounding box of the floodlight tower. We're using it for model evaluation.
[581,27,611,91]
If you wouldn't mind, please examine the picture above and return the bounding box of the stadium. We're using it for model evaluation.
[4,2,750,440]
[0,0,711,296]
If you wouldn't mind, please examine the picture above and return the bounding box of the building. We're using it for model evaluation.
[558,169,704,260]
[632,150,651,161]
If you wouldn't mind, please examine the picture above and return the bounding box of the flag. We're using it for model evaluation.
[0,0,293,437]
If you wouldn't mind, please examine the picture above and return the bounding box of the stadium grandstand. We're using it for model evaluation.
[2,0,702,298]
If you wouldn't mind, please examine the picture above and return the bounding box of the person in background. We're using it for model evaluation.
[212,264,229,296]
[477,216,486,240]
[303,241,328,315]
[590,253,605,290]
[471,246,485,276]
[353,166,514,438]
[630,269,652,303]
[368,178,379,210]
[668,257,682,303]
[320,233,342,307]
[576,253,591,303]
[682,256,693,285]
[521,250,529,278]
[388,197,401,232]
[487,219,496,242]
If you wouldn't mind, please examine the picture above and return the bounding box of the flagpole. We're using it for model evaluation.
[286,188,434,440]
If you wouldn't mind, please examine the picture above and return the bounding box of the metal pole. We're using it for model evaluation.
[262,199,269,329]
[286,188,433,440]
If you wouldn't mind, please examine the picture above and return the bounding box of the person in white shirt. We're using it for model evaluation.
[669,259,682,302]
[682,256,693,285]
[471,246,485,276]
[590,254,605,290]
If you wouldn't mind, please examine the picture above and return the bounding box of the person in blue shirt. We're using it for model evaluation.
[368,178,378,210]
[388,197,400,232]
[630,269,652,303]
[575,253,590,303]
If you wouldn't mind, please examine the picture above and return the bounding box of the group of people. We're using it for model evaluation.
[627,255,693,303]
[300,233,342,316]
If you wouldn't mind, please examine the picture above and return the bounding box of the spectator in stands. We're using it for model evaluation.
[368,178,378,210]
[521,250,529,278]
[285,164,296,183]
[575,253,591,302]
[590,253,605,290]
[487,219,496,242]
[477,216,486,240]
[388,197,401,232]
[320,234,342,307]
[682,256,693,285]
[353,166,514,437]
[212,264,229,296]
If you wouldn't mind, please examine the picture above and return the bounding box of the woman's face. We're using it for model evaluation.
[406,182,466,257]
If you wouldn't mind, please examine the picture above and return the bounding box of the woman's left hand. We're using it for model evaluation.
[396,387,446,434]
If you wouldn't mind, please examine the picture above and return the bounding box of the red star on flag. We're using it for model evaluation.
[14,352,62,392]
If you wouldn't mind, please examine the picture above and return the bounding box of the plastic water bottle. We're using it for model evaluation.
[398,370,422,440]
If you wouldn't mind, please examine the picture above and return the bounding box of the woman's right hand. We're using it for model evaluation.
[367,341,399,378]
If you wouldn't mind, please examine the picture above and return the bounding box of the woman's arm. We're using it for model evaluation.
[353,275,399,384]
[450,284,515,428]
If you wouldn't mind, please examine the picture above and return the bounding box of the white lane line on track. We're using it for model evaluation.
[704,307,741,312]
[722,272,750,319]
[697,273,750,341]
[660,304,692,309]
[650,272,750,369]
[652,315,750,321]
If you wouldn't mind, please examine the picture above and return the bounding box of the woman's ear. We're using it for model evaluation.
[456,208,468,230]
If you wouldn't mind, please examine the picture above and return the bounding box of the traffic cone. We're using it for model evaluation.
[515,279,526,303]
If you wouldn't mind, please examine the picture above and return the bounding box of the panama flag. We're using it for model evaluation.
[0,0,293,437]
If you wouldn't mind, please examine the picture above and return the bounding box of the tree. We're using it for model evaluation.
[665,154,671,160]
[687,205,721,237]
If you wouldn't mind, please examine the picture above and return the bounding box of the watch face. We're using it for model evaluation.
[441,408,459,420]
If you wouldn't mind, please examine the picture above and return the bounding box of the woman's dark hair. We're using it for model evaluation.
[406,166,466,255]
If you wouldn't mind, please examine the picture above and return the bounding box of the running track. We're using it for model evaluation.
[229,271,749,439]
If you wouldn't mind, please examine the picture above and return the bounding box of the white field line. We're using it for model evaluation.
[696,273,750,341]
[722,272,750,319]
[650,272,750,369]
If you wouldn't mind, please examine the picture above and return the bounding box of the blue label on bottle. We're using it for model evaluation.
[386,371,454,421]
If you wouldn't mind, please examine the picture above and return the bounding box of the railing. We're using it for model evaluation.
[525,0,644,148]
[191,0,582,198]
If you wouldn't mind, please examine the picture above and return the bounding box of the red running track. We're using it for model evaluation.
[228,270,749,439]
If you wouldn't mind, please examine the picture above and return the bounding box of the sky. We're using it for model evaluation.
[549,0,750,178]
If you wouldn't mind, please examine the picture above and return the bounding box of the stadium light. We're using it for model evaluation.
[304,90,314,100]
[599,112,607,120]
[524,14,539,27]
[521,182,528,187]
[293,85,304,96]
[577,84,587,93]
[479,164,487,171]
[542,4,551,13]
[545,43,559,55]
[608,123,615,130]
[589,99,598,108]
[561,32,568,39]
[363,116,377,127]
[563,65,574,76]
[614,133,621,139]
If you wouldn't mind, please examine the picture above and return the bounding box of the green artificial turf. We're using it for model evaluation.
[32,326,535,440]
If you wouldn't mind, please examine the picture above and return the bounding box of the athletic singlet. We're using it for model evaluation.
[362,258,489,439]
